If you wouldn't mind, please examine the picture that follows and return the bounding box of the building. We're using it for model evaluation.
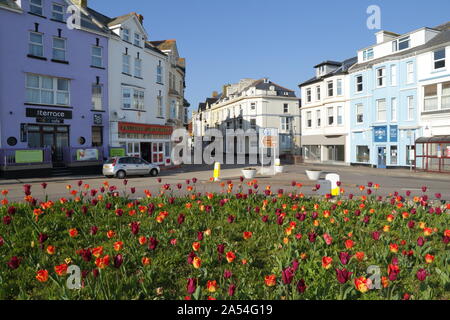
[415,22,450,173]
[348,26,445,169]
[299,58,357,165]
[0,0,110,177]
[193,78,300,157]
[88,10,176,166]
[150,40,188,132]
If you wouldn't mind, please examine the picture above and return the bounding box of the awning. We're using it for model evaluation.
[416,136,450,143]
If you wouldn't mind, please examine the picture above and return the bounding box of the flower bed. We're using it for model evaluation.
[0,180,449,300]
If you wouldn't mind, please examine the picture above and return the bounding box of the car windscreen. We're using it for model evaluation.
[105,158,116,164]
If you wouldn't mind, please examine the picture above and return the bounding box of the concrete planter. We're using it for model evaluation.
[274,166,284,174]
[306,169,322,181]
[242,168,257,180]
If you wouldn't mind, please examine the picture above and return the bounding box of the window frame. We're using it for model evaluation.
[376,67,386,88]
[51,2,64,21]
[407,96,415,120]
[52,36,66,61]
[406,62,414,84]
[356,104,364,124]
[122,28,130,42]
[316,109,321,127]
[29,31,44,57]
[433,49,446,70]
[327,107,334,126]
[134,33,141,47]
[306,88,312,103]
[337,106,343,125]
[391,97,397,122]
[390,65,397,86]
[327,81,334,97]
[26,74,70,106]
[336,79,343,96]
[376,99,387,122]
[134,57,142,78]
[306,111,312,128]
[91,46,103,68]
[30,0,43,16]
[356,75,363,92]
[122,54,131,74]
[91,83,103,111]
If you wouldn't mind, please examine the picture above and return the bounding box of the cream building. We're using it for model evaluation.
[193,78,301,156]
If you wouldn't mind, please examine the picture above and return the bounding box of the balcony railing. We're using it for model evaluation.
[0,147,52,167]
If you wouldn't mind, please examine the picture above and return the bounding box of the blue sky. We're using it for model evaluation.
[91,0,450,113]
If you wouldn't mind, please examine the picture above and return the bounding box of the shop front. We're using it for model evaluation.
[117,122,173,165]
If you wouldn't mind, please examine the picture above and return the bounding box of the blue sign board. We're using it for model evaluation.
[374,126,388,143]
[390,125,398,142]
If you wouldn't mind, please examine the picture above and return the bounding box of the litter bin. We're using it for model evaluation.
[317,179,332,196]
[325,173,340,196]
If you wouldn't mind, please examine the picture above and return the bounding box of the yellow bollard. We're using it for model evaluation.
[214,162,221,181]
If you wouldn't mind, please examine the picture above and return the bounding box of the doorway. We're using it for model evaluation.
[141,142,152,163]
[377,146,387,169]
[27,125,69,164]
[151,142,164,164]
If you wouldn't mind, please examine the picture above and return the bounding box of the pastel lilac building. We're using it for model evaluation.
[0,0,109,176]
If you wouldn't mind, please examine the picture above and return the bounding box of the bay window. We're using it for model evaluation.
[327,81,334,97]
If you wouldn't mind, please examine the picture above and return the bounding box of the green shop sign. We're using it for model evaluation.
[110,148,126,157]
[15,150,43,164]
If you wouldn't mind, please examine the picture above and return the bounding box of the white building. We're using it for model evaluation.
[92,12,176,165]
[193,78,301,156]
[299,58,357,164]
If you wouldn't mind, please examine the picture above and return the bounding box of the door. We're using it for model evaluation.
[378,147,387,169]
[140,142,152,163]
[152,142,164,165]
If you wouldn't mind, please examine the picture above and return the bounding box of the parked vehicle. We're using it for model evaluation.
[103,157,160,179]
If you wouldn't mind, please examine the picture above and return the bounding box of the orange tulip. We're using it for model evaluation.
[139,236,147,245]
[107,230,116,239]
[192,242,201,251]
[114,241,124,251]
[95,255,110,269]
[389,243,399,253]
[192,257,201,269]
[243,232,253,240]
[206,280,218,293]
[46,245,56,255]
[355,252,365,261]
[92,246,104,258]
[354,276,372,293]
[425,254,434,264]
[36,270,49,283]
[142,257,151,266]
[69,228,78,238]
[322,256,333,269]
[265,275,277,287]
[54,264,68,276]
[345,239,354,249]
[226,251,236,263]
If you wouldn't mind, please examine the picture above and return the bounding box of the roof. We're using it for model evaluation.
[416,136,450,143]
[150,40,177,51]
[253,79,296,97]
[314,60,342,68]
[300,56,357,87]
[106,12,136,27]
[350,27,450,72]
[144,42,166,56]
[0,0,21,11]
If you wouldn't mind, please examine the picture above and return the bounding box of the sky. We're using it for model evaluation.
[91,0,450,114]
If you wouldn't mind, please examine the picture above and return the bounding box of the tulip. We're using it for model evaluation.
[90,226,98,235]
[322,256,333,269]
[3,216,11,225]
[297,279,307,293]
[226,251,236,263]
[7,256,21,269]
[148,237,158,251]
[177,214,185,225]
[130,222,140,235]
[308,232,317,243]
[41,182,47,189]
[192,257,202,269]
[416,269,428,281]
[228,284,236,296]
[224,270,233,279]
[187,278,197,294]
[114,254,123,268]
[417,237,425,247]
[55,264,68,276]
[336,268,352,284]
[265,275,277,287]
[197,231,204,241]
[7,206,16,215]
[0,236,4,247]
[292,259,299,273]
[282,267,294,285]
[339,252,351,265]
[354,277,372,293]
[227,215,235,224]
[262,215,269,223]
[36,270,49,283]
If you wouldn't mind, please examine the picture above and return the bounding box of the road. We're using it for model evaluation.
[1,163,450,203]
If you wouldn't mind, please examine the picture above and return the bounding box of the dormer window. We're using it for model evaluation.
[134,33,141,47]
[122,28,130,42]
[392,36,410,52]
[363,48,374,61]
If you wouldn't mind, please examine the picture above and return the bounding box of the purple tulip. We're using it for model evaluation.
[148,237,158,251]
[297,279,307,293]
[416,269,428,281]
[114,254,123,268]
[224,270,233,279]
[7,256,21,270]
[131,222,140,235]
[339,252,351,265]
[217,244,225,255]
[282,267,294,285]
[187,278,197,294]
[197,231,204,241]
[227,215,235,224]
[7,206,16,215]
[372,231,381,241]
[90,226,98,235]
[228,284,236,296]
[308,232,317,243]
[178,214,185,225]
[187,252,196,265]
[417,237,425,247]
[336,268,352,284]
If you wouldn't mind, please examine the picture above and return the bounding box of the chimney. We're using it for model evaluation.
[72,0,88,8]
[212,91,218,98]
[375,30,399,44]
[137,14,144,24]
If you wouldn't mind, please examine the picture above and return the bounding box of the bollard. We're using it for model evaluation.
[325,173,341,196]
[214,162,221,181]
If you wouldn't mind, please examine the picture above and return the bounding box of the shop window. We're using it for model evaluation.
[92,126,103,147]
[390,146,398,165]
[357,146,370,163]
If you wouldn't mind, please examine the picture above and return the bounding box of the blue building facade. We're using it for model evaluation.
[349,56,422,168]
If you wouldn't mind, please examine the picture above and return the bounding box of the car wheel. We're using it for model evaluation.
[116,170,126,179]
[150,169,158,177]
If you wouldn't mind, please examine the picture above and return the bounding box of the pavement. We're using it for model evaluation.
[1,163,450,202]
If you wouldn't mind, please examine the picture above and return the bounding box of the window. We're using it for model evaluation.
[30,0,43,15]
[306,112,312,128]
[327,107,334,125]
[91,84,102,110]
[251,102,256,110]
[363,48,374,61]
[376,67,386,87]
[393,36,410,52]
[170,100,177,118]
[442,82,450,109]
[52,3,64,21]
[336,79,343,96]
[250,119,257,130]
[376,99,386,122]
[122,28,130,42]
[122,87,132,109]
[424,84,438,111]
[122,54,130,74]
[92,126,103,147]
[316,86,321,100]
[157,61,163,83]
[134,33,141,47]
[281,117,292,131]
[407,62,414,84]
[337,106,343,125]
[135,58,142,78]
[26,74,70,106]
[434,49,446,70]
[356,104,364,123]
[390,146,398,165]
[356,75,363,92]
[391,97,397,122]
[133,89,145,110]
[390,65,397,86]
[157,91,164,117]
[406,145,415,165]
[316,110,321,127]
[357,146,370,163]
[327,81,334,97]
[407,96,414,120]
[306,88,311,102]
[91,46,103,67]
[52,37,66,61]
[29,32,43,57]
[283,104,289,113]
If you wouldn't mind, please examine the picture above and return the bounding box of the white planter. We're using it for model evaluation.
[274,166,284,174]
[242,169,257,180]
[306,170,322,181]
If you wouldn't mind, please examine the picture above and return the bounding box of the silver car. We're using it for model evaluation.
[103,157,160,179]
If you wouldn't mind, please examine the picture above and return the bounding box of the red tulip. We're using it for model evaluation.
[282,267,294,285]
[416,269,428,281]
[336,268,352,284]
[7,256,21,269]
[187,278,197,294]
[228,284,236,296]
[297,279,307,293]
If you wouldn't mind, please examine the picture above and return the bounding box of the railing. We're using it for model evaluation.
[0,147,52,167]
